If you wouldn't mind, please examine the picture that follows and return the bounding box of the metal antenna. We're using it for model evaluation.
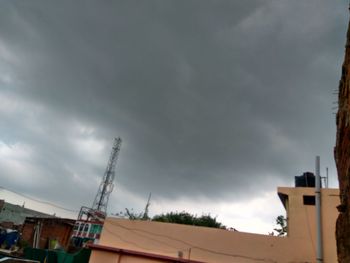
[143,193,152,220]
[92,137,122,215]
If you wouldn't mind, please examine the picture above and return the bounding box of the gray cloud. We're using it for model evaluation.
[0,0,346,214]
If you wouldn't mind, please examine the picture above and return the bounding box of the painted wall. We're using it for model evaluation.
[89,187,339,263]
[278,187,339,262]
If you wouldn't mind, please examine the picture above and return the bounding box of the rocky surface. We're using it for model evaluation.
[335,19,350,263]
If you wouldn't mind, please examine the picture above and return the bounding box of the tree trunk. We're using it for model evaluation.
[335,18,350,263]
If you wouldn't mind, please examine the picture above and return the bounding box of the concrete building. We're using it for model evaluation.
[0,200,51,228]
[88,185,339,263]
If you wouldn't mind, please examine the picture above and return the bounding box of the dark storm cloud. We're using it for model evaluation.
[0,0,347,209]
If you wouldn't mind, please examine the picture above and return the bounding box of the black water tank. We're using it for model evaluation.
[295,172,316,187]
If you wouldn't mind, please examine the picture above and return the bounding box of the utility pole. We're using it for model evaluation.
[315,156,323,263]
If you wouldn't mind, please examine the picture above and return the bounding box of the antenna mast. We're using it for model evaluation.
[92,137,122,214]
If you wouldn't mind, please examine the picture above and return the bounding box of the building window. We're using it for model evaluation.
[303,195,316,206]
[90,224,97,234]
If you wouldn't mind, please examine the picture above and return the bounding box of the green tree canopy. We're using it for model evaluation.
[273,215,287,236]
[152,211,226,229]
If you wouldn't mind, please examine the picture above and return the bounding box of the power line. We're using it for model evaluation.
[107,221,277,263]
[103,224,178,254]
[107,221,188,251]
[0,186,79,213]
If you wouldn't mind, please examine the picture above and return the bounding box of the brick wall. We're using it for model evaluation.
[21,218,74,249]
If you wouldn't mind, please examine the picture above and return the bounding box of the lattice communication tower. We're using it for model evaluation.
[92,137,122,215]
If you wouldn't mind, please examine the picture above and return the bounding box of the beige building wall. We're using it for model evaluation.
[89,249,173,263]
[278,187,339,263]
[89,187,339,263]
[89,250,120,263]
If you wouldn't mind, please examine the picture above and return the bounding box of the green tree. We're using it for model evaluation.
[273,215,287,236]
[115,193,151,220]
[152,211,226,229]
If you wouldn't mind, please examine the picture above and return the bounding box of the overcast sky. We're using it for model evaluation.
[0,0,347,233]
